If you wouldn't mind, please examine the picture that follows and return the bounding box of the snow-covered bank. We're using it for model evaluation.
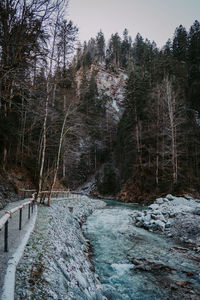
[133,194,200,250]
[15,195,106,299]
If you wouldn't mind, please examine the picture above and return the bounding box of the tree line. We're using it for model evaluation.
[115,21,200,201]
[0,1,200,201]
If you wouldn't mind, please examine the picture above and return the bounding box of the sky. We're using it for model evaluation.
[68,0,200,48]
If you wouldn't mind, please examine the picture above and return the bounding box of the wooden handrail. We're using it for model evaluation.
[0,194,35,230]
[19,189,70,194]
[0,214,10,230]
[0,193,36,252]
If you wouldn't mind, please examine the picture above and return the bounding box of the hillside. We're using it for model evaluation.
[0,1,200,204]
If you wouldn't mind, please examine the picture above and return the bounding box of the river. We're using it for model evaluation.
[82,200,200,300]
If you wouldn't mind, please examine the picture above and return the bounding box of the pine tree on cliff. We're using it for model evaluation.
[96,30,105,63]
[172,25,188,62]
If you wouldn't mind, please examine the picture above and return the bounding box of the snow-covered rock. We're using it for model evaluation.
[165,194,175,201]
[149,204,159,210]
[193,207,200,215]
[134,194,200,248]
[155,198,164,204]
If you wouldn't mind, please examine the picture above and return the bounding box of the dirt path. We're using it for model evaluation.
[0,199,37,298]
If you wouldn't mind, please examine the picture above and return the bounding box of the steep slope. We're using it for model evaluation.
[75,64,127,121]
[64,64,127,192]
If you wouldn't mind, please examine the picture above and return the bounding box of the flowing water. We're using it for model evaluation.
[82,200,200,300]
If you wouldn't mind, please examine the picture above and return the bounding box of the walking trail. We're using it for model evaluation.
[0,199,37,299]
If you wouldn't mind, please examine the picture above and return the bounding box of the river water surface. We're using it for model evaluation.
[82,200,200,300]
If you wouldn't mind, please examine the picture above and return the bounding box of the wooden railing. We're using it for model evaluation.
[0,190,84,252]
[19,189,72,200]
[0,193,36,252]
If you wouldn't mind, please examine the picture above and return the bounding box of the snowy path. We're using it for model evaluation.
[0,199,37,299]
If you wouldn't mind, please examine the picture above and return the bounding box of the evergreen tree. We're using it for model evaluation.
[172,25,188,62]
[96,30,105,63]
[188,20,200,112]
[132,33,145,66]
[107,33,121,67]
[120,28,132,68]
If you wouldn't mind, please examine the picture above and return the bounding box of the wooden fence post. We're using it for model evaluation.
[4,220,8,252]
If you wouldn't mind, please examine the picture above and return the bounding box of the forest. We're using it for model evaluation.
[0,0,200,202]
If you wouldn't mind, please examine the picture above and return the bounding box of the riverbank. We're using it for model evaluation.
[133,194,200,251]
[14,194,200,299]
[15,195,106,299]
[83,199,200,300]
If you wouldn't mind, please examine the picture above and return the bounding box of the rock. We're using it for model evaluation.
[163,198,170,203]
[136,216,143,222]
[149,204,159,210]
[184,194,193,200]
[175,281,188,287]
[151,213,166,223]
[135,222,142,227]
[143,221,151,229]
[166,194,175,201]
[156,198,164,204]
[165,222,171,229]
[143,214,151,222]
[193,207,200,215]
[169,211,177,218]
[153,220,165,231]
[136,212,143,217]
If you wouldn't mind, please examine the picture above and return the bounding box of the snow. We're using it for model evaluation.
[15,195,107,299]
[134,194,200,247]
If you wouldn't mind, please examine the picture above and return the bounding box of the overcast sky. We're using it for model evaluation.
[68,0,200,48]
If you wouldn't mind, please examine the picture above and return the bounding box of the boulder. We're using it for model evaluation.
[149,204,159,210]
[151,213,166,223]
[163,198,170,203]
[136,216,143,222]
[165,194,175,201]
[153,220,165,231]
[184,194,193,200]
[143,213,151,222]
[193,207,200,215]
[136,212,143,217]
[169,211,177,218]
[165,222,171,229]
[143,221,151,230]
[156,198,164,204]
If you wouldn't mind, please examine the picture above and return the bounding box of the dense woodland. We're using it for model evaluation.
[0,0,200,202]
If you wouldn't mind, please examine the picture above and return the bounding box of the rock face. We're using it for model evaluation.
[134,194,200,249]
[76,64,127,122]
[70,63,127,191]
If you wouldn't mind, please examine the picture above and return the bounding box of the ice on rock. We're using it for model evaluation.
[156,198,164,204]
[149,204,159,210]
[166,194,175,201]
